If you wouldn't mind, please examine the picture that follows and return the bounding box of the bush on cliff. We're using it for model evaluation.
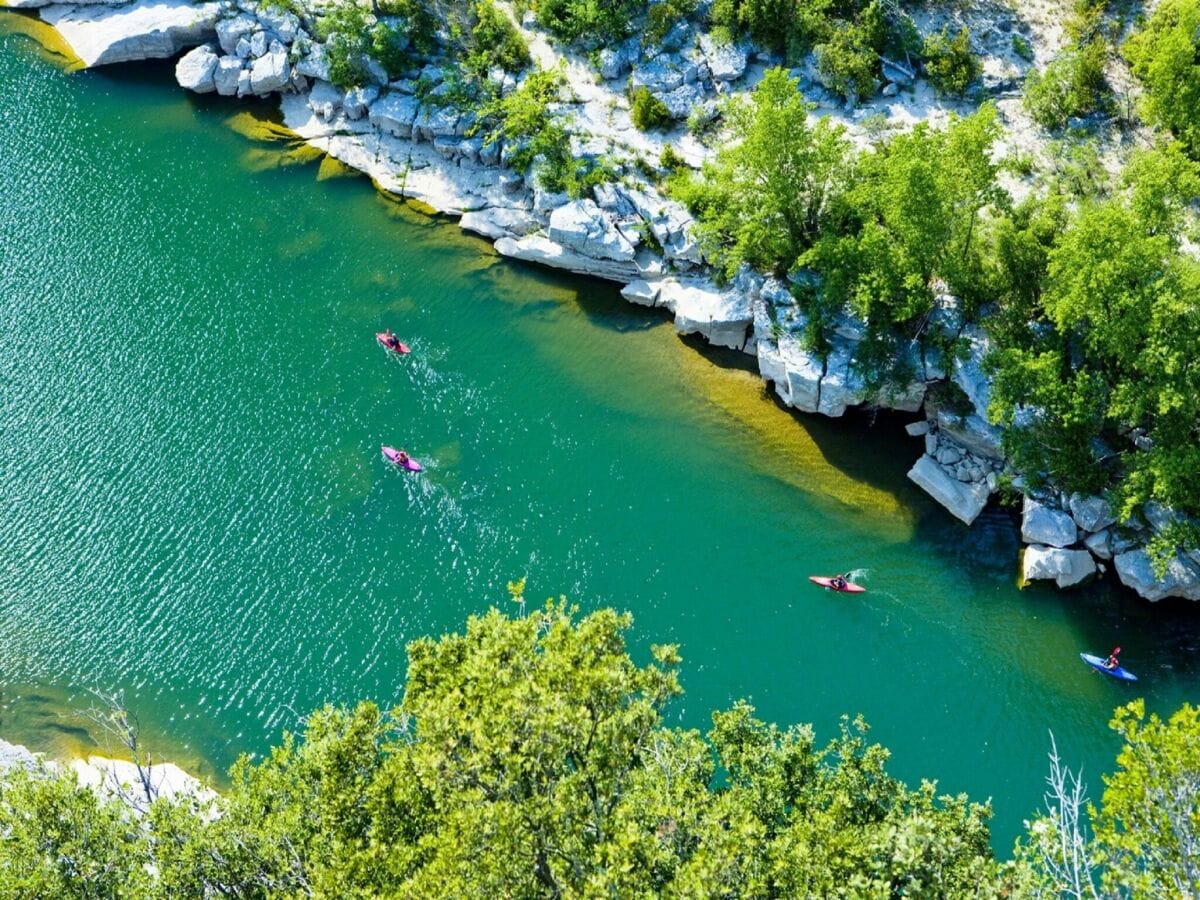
[468,0,531,74]
[630,85,672,131]
[535,0,641,44]
[922,26,981,97]
[669,68,851,280]
[1124,0,1200,157]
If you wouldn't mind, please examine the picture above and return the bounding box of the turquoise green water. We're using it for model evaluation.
[2,25,1199,848]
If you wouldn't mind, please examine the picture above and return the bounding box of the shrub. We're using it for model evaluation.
[659,144,688,170]
[370,22,410,79]
[630,86,673,130]
[645,0,699,46]
[815,24,880,101]
[1124,0,1200,157]
[469,0,531,74]
[535,0,641,44]
[1012,33,1034,61]
[314,0,371,89]
[923,26,981,97]
[1023,37,1110,128]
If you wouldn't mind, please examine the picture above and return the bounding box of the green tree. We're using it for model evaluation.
[0,767,150,899]
[670,67,851,279]
[1124,0,1200,157]
[630,85,672,130]
[923,26,981,98]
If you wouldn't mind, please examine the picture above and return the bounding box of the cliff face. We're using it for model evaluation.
[15,0,1200,601]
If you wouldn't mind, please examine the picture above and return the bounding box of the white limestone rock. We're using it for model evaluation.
[215,13,254,54]
[1023,545,1097,588]
[766,337,824,413]
[819,341,866,417]
[175,43,219,93]
[248,47,289,94]
[936,409,1003,459]
[494,235,642,283]
[213,56,242,96]
[1115,549,1200,601]
[908,454,990,525]
[294,43,330,81]
[700,33,748,81]
[1084,528,1114,560]
[662,279,753,350]
[308,79,342,119]
[0,739,38,773]
[905,420,930,437]
[630,56,687,93]
[1022,497,1078,548]
[548,200,636,262]
[621,279,661,306]
[40,0,221,67]
[342,84,380,120]
[1069,493,1117,534]
[659,82,706,119]
[459,207,539,240]
[369,92,421,138]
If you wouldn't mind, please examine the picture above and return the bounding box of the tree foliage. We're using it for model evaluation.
[0,606,1008,897]
[922,26,981,98]
[1124,0,1200,157]
[670,68,851,280]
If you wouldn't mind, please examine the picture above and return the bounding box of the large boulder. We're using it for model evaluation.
[248,47,289,94]
[308,79,343,119]
[212,56,243,96]
[40,0,221,67]
[658,82,705,119]
[699,33,748,81]
[175,43,219,93]
[1069,493,1116,533]
[1114,549,1200,601]
[293,43,330,81]
[1023,545,1097,588]
[1022,497,1078,548]
[621,279,661,306]
[215,13,254,54]
[0,740,38,773]
[908,454,990,525]
[661,279,753,350]
[630,56,687,93]
[369,92,421,138]
[548,200,636,262]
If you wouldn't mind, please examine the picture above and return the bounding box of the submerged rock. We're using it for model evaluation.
[908,454,990,525]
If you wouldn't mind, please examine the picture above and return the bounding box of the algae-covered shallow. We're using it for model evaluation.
[2,27,1199,847]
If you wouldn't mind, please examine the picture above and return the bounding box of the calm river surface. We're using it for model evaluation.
[2,22,1198,848]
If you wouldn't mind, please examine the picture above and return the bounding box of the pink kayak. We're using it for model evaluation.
[809,576,866,594]
[381,445,422,471]
[376,332,411,354]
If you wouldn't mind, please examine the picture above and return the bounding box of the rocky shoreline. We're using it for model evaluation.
[8,0,1200,601]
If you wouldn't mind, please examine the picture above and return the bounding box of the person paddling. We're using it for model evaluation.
[1105,646,1121,670]
[831,573,849,591]
[383,328,399,350]
[397,449,410,465]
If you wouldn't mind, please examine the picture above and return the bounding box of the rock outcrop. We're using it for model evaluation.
[1114,549,1200,601]
[40,0,220,67]
[1023,545,1097,588]
[907,454,990,525]
[1021,497,1078,548]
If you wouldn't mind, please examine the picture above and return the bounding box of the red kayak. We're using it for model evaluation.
[376,332,411,354]
[809,576,866,594]
[382,445,422,471]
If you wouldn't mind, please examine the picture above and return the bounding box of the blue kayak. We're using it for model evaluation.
[1080,653,1138,682]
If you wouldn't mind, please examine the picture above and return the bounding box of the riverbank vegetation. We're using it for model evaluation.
[669,41,1200,560]
[0,606,1197,897]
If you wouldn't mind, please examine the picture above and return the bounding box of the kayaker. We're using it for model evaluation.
[1105,646,1121,669]
[831,574,848,591]
[383,328,398,349]
[397,449,410,465]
